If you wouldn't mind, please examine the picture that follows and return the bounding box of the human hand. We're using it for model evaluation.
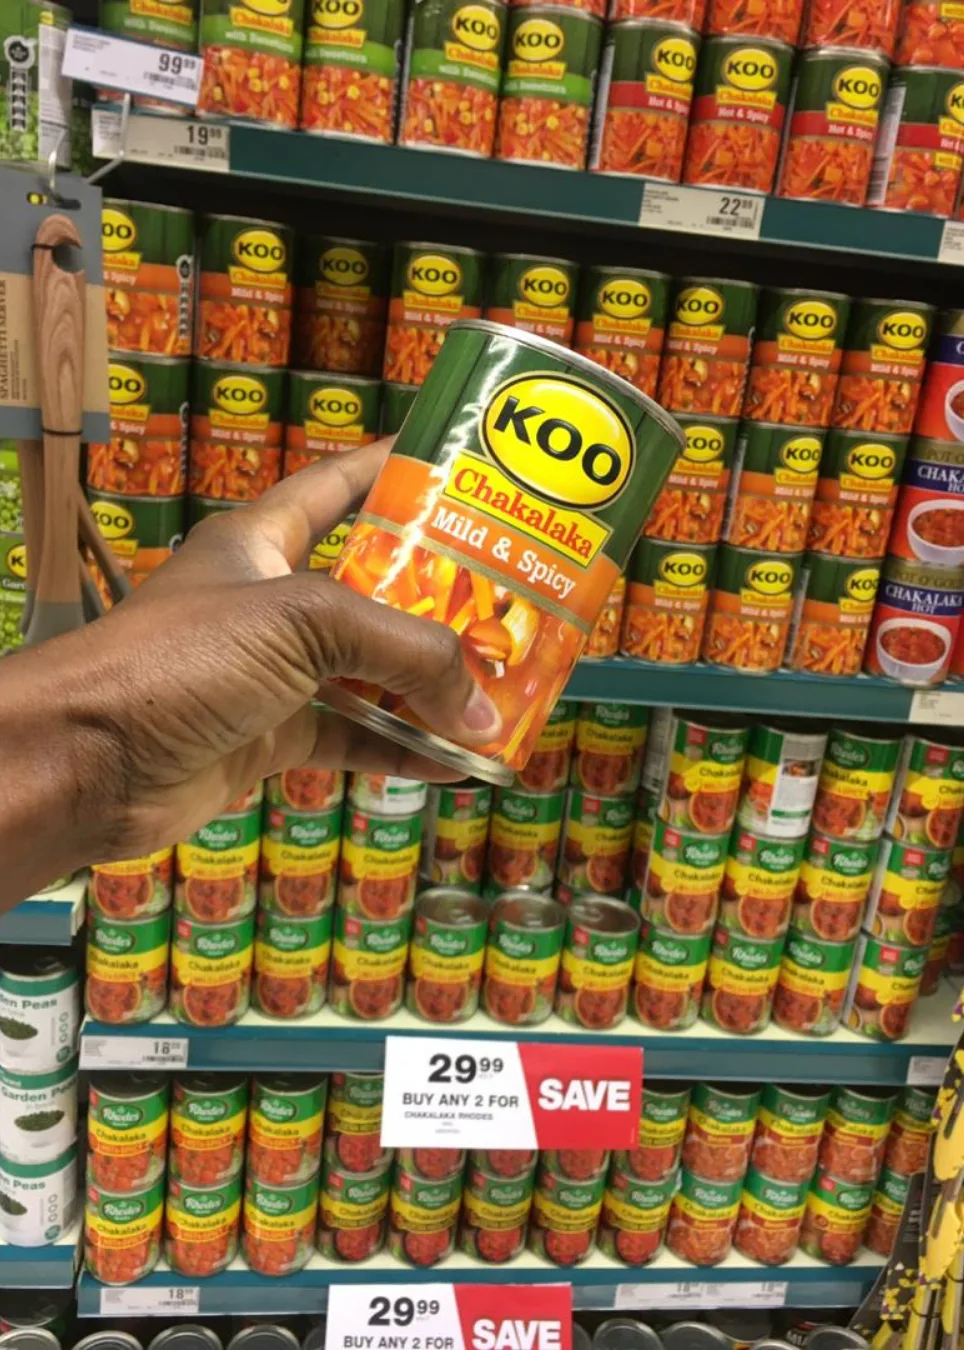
[11,439,500,874]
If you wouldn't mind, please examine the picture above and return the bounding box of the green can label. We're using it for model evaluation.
[483,899,565,1025]
[659,413,740,492]
[672,1166,743,1215]
[502,6,602,107]
[191,360,284,449]
[816,429,909,505]
[86,911,171,1023]
[304,0,403,75]
[639,1085,691,1146]
[794,832,878,939]
[107,353,191,443]
[600,1167,676,1238]
[775,927,856,1033]
[285,372,381,463]
[740,1165,808,1218]
[839,297,933,375]
[405,0,506,95]
[320,1158,390,1228]
[828,1085,898,1131]
[407,894,488,1020]
[485,254,579,343]
[198,215,295,302]
[532,1168,606,1231]
[784,48,887,150]
[462,1165,534,1228]
[574,265,669,370]
[488,787,564,892]
[391,1168,463,1226]
[814,727,900,841]
[381,381,420,435]
[200,0,305,59]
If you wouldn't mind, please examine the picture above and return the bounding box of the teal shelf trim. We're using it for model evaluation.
[0,876,86,946]
[0,1226,82,1289]
[76,1253,885,1315]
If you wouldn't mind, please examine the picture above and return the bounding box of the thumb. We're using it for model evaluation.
[270,572,502,747]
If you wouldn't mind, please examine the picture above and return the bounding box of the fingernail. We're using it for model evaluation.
[462,684,501,736]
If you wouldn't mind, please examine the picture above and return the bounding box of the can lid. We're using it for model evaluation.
[661,1326,730,1350]
[148,1331,223,1350]
[89,1072,167,1098]
[72,1337,143,1350]
[416,888,490,927]
[568,894,641,937]
[593,1320,663,1350]
[226,1331,302,1350]
[302,1328,326,1350]
[0,1334,63,1350]
[803,1332,870,1350]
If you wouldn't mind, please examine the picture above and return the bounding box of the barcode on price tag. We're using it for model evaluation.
[639,184,764,240]
[616,1282,787,1310]
[81,1035,189,1069]
[907,1056,946,1087]
[92,110,230,173]
[100,1286,200,1316]
[63,26,202,106]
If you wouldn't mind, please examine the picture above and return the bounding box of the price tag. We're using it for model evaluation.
[326,1284,571,1350]
[907,1055,947,1087]
[92,109,230,173]
[81,1034,189,1070]
[615,1282,787,1311]
[939,220,964,266]
[380,1037,641,1150]
[62,25,202,106]
[639,183,764,241]
[909,689,964,727]
[100,1286,200,1316]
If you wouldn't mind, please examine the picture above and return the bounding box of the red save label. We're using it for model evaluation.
[518,1043,642,1149]
[455,1285,572,1350]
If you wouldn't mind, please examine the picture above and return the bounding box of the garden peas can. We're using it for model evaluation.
[642,413,739,545]
[85,911,170,1026]
[613,1082,691,1181]
[719,830,806,940]
[332,321,682,783]
[785,553,881,678]
[682,36,794,194]
[771,927,857,1035]
[88,354,190,499]
[792,832,878,941]
[0,1058,78,1166]
[399,0,506,157]
[253,909,333,1019]
[87,1073,169,1194]
[0,1,71,169]
[841,933,927,1041]
[175,805,261,921]
[591,20,699,182]
[381,245,484,385]
[643,707,749,834]
[738,721,828,840]
[195,214,295,367]
[458,1161,534,1263]
[248,1074,327,1186]
[299,0,406,143]
[557,790,635,897]
[283,372,382,475]
[869,69,964,218]
[777,48,888,206]
[0,951,79,1073]
[812,724,900,841]
[701,928,785,1035]
[325,1071,389,1174]
[574,265,669,400]
[495,5,603,169]
[482,892,566,1025]
[832,297,934,435]
[260,803,343,917]
[596,1165,676,1265]
[620,537,716,666]
[293,235,390,375]
[864,836,951,947]
[406,887,489,1023]
[750,1084,830,1184]
[0,1144,76,1247]
[197,0,305,129]
[633,918,711,1029]
[484,254,579,345]
[486,787,564,893]
[528,1161,606,1265]
[170,914,255,1028]
[338,805,422,919]
[555,894,639,1029]
[102,200,195,358]
[420,782,493,890]
[329,905,413,1020]
[317,1156,391,1262]
[170,1075,248,1187]
[517,698,577,793]
[188,360,284,509]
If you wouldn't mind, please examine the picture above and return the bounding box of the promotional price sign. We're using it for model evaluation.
[381,1037,641,1149]
[326,1284,572,1350]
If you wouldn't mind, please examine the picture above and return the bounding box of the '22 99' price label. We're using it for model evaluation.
[326,1285,572,1350]
[380,1036,641,1150]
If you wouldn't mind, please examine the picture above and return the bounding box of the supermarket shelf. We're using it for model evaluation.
[0,1223,83,1289]
[80,980,958,1085]
[564,661,958,722]
[77,1247,884,1315]
[99,116,962,269]
[0,874,86,946]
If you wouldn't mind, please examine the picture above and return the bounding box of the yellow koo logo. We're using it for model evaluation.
[313,522,351,563]
[91,500,135,541]
[108,363,147,406]
[832,64,883,110]
[946,82,964,124]
[598,278,651,321]
[213,375,268,416]
[658,551,708,587]
[745,559,794,596]
[451,4,501,50]
[321,246,369,286]
[482,374,635,509]
[513,17,565,62]
[242,0,292,16]
[519,265,571,308]
[407,253,462,297]
[232,228,287,274]
[6,543,26,579]
[309,387,362,426]
[780,434,823,474]
[682,424,725,463]
[845,567,880,601]
[102,207,137,252]
[723,47,778,91]
[876,310,927,351]
[675,285,724,325]
[652,35,697,83]
[784,300,838,341]
[314,0,363,25]
[846,442,897,479]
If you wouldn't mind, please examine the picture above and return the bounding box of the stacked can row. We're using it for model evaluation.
[91,0,964,221]
[77,1067,936,1283]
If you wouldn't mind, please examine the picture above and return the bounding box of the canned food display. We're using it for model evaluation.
[884,1085,936,1176]
[350,773,429,816]
[317,1156,391,1261]
[771,927,857,1035]
[329,905,412,1020]
[818,1084,897,1183]
[382,244,485,384]
[701,927,784,1033]
[644,708,748,834]
[405,887,488,1022]
[864,836,950,946]
[486,787,564,892]
[85,1175,164,1284]
[86,489,186,590]
[738,722,827,839]
[643,415,738,544]
[642,818,727,935]
[325,1072,389,1174]
[195,215,294,366]
[170,1075,248,1187]
[87,1074,169,1193]
[749,1084,830,1183]
[733,1167,808,1265]
[89,851,174,920]
[596,1166,676,1263]
[682,37,794,193]
[571,703,649,795]
[189,362,284,508]
[724,424,823,552]
[573,266,669,399]
[102,201,195,357]
[745,287,850,424]
[620,537,715,665]
[657,277,758,418]
[719,830,805,939]
[812,725,900,841]
[802,0,900,54]
[88,355,190,499]
[863,1164,908,1256]
[527,1161,606,1264]
[865,557,964,687]
[198,0,304,128]
[799,1167,873,1264]
[614,1083,691,1181]
[591,20,699,181]
[558,790,635,896]
[807,430,907,558]
[833,299,934,435]
[555,894,639,1028]
[482,891,566,1024]
[388,1161,463,1266]
[170,914,255,1027]
[292,236,390,375]
[584,573,628,658]
[399,0,506,156]
[681,1082,761,1181]
[253,910,332,1018]
[247,1075,327,1186]
[484,254,579,344]
[884,733,964,847]
[909,307,964,442]
[458,1161,534,1262]
[164,1171,242,1276]
[897,0,964,68]
[517,700,577,793]
[0,1057,78,1167]
[420,783,493,889]
[792,832,878,941]
[702,547,801,674]
[777,50,887,205]
[496,6,603,167]
[841,932,927,1041]
[633,920,711,1028]
[259,803,342,917]
[242,1172,318,1275]
[300,0,405,142]
[665,1168,742,1264]
[338,805,421,918]
[870,69,964,217]
[889,440,964,566]
[610,0,705,22]
[785,554,880,677]
[283,372,381,475]
[85,910,170,1025]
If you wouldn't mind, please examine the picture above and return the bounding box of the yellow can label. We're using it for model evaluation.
[87,940,167,983]
[536,716,577,751]
[94,849,172,877]
[875,870,945,911]
[756,1106,823,1142]
[341,835,419,882]
[532,1191,603,1233]
[672,1190,740,1223]
[90,1112,168,1153]
[688,1105,756,1143]
[851,965,921,1003]
[901,772,964,813]
[462,1190,532,1228]
[255,933,331,980]
[333,936,407,981]
[819,758,895,803]
[561,946,633,991]
[321,1191,388,1228]
[433,817,490,853]
[564,817,632,861]
[261,834,339,878]
[244,1198,316,1238]
[648,847,726,896]
[707,952,781,996]
[603,1190,672,1231]
[639,1116,687,1147]
[390,1195,461,1230]
[825,1106,891,1143]
[166,1195,241,1238]
[797,857,872,902]
[576,722,647,757]
[411,945,485,982]
[489,816,560,850]
[740,1189,805,1224]
[175,1109,246,1149]
[674,751,743,797]
[776,956,850,1000]
[329,1099,380,1134]
[804,1191,869,1234]
[177,840,259,881]
[485,947,559,986]
[87,1202,163,1244]
[634,948,707,992]
[172,943,251,988]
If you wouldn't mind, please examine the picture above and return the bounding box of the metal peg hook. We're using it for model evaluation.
[87,92,132,185]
